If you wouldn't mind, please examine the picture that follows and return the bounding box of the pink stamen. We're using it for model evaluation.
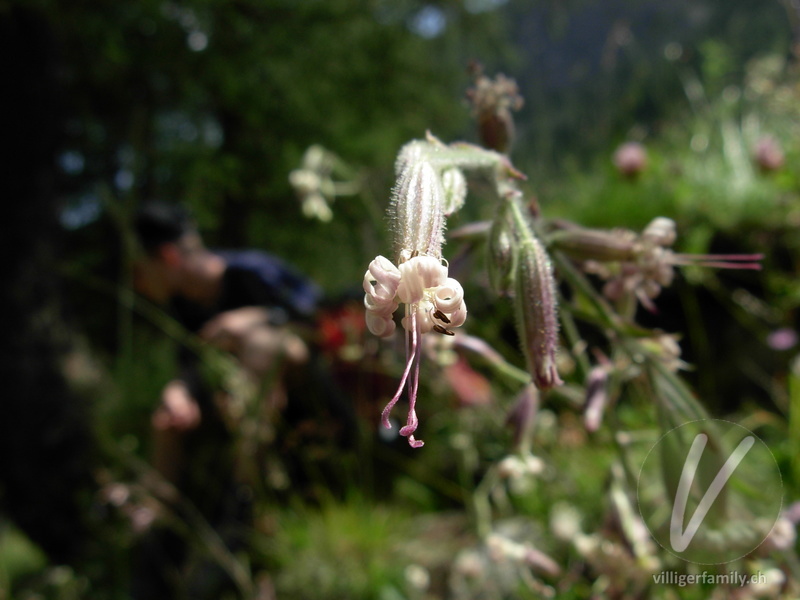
[636,289,659,314]
[408,311,420,405]
[380,306,427,447]
[380,308,417,429]
[407,435,424,448]
[400,309,425,446]
[672,253,763,270]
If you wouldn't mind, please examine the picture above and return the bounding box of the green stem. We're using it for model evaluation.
[549,249,622,332]
[471,464,499,539]
[790,357,800,491]
[506,194,537,247]
[558,300,591,380]
[111,446,256,598]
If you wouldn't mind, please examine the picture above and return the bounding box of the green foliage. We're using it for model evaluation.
[11,0,800,597]
[45,0,515,295]
[0,524,48,595]
[263,497,411,600]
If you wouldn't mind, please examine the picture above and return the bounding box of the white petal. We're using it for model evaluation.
[447,302,467,328]
[366,312,396,337]
[396,256,446,304]
[433,277,464,312]
[363,255,401,302]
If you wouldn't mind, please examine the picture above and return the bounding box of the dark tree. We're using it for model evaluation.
[0,5,95,564]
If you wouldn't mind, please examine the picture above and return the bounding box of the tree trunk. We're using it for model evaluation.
[0,5,95,565]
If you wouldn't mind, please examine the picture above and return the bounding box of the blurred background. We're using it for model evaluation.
[2,0,800,598]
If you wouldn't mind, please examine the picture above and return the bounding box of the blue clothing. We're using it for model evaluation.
[216,249,321,321]
[172,249,322,333]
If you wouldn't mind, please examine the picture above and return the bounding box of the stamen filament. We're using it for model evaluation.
[380,307,417,429]
[672,253,764,270]
[400,309,424,446]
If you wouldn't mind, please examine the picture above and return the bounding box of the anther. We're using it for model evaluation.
[433,309,451,324]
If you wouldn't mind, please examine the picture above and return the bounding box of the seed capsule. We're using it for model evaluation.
[487,202,517,296]
[515,236,563,390]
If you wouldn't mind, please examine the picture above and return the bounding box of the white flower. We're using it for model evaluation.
[364,136,510,448]
[363,254,467,447]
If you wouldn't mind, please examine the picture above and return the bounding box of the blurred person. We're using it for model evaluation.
[132,203,318,483]
[130,202,346,599]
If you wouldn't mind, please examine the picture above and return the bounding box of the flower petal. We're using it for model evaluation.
[433,278,464,312]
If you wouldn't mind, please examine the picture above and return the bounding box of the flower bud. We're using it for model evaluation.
[612,141,648,178]
[641,217,676,247]
[583,366,608,432]
[478,110,515,155]
[394,140,427,177]
[288,169,321,195]
[754,135,784,172]
[547,228,636,263]
[487,203,517,295]
[466,66,524,154]
[441,168,467,216]
[300,192,333,222]
[515,237,563,389]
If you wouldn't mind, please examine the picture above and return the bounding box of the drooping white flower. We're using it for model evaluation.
[363,254,467,447]
[364,135,521,447]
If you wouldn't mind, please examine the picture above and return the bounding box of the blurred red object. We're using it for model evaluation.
[444,355,492,407]
[317,301,367,357]
[754,136,785,172]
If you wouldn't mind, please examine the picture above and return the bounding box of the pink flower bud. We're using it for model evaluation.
[466,65,524,154]
[612,141,648,178]
[754,136,784,172]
